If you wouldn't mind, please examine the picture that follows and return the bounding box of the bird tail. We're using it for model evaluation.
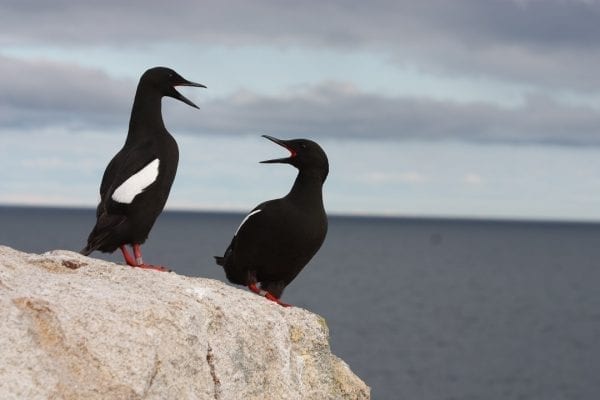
[81,234,107,256]
[215,240,235,268]
[80,246,94,256]
[80,226,111,256]
[81,213,126,257]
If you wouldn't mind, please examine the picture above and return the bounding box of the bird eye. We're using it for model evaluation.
[301,142,307,149]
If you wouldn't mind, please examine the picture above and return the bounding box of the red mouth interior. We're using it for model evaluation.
[283,145,297,158]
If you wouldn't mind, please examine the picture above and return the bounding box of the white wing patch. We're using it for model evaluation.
[235,209,262,236]
[111,158,160,204]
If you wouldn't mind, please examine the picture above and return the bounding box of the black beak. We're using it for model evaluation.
[260,135,297,164]
[173,79,206,109]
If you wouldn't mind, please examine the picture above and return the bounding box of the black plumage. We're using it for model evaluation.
[215,135,329,306]
[81,67,205,271]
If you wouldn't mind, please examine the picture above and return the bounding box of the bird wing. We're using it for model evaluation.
[233,200,298,255]
[234,207,263,236]
[216,201,275,264]
[235,200,281,236]
[99,141,159,211]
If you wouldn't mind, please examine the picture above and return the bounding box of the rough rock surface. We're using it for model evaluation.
[0,246,369,400]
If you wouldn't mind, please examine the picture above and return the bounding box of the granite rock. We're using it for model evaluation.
[0,246,369,400]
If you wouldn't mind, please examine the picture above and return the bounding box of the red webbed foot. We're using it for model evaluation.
[119,244,172,272]
[265,292,292,307]
[134,263,172,272]
[248,283,292,307]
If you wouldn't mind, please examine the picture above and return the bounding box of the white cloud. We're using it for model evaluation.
[359,172,428,184]
[463,173,484,185]
[2,131,600,220]
[20,157,68,169]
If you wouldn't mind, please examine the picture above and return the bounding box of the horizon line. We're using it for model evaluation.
[1,202,599,226]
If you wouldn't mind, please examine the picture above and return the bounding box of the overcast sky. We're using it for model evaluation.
[1,0,600,221]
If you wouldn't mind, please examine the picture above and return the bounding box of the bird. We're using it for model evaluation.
[81,67,205,271]
[215,135,329,306]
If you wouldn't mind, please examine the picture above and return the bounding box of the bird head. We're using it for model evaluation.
[260,135,329,181]
[141,67,206,108]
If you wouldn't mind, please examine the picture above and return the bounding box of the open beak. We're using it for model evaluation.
[260,135,297,164]
[173,80,206,109]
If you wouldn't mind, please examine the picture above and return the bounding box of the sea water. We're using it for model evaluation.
[1,206,600,399]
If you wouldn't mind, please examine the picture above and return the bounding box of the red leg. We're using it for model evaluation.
[133,244,144,266]
[248,282,262,294]
[130,244,171,272]
[120,245,137,267]
[247,283,292,307]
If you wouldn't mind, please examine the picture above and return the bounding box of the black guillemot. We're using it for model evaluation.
[81,67,205,271]
[215,135,329,306]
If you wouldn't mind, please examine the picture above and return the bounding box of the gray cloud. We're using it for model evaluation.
[3,57,599,146]
[2,1,600,92]
[0,56,132,128]
[190,83,600,146]
[4,1,599,48]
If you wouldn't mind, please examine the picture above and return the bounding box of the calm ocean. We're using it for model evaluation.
[1,206,600,399]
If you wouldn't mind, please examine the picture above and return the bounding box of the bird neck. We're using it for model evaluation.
[126,86,166,143]
[286,168,325,206]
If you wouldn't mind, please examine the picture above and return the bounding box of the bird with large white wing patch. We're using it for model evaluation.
[81,67,205,271]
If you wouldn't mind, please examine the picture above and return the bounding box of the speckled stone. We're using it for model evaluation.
[0,246,370,400]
